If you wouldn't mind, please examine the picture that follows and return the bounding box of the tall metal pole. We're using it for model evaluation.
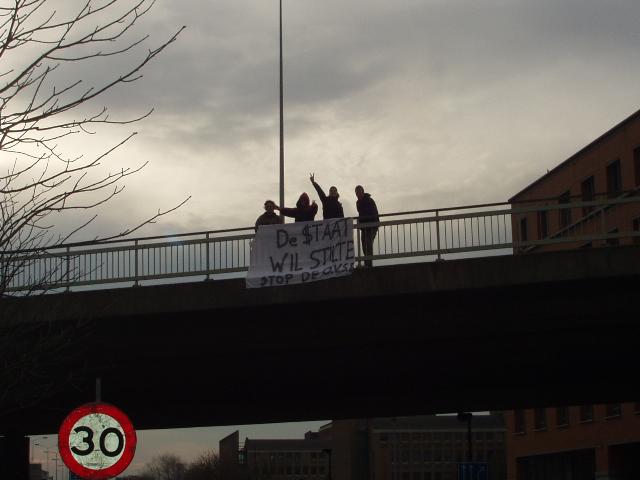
[279,0,285,215]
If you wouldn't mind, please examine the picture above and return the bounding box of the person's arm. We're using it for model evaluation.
[278,207,298,218]
[310,173,327,203]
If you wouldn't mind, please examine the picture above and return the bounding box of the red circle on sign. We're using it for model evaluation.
[58,402,137,480]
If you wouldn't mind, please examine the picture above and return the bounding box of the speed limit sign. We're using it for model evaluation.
[58,402,137,479]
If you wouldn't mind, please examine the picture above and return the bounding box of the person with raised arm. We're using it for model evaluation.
[309,173,344,219]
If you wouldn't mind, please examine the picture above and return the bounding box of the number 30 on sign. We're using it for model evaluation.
[59,403,137,480]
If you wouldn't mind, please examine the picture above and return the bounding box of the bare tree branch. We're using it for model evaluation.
[0,0,188,420]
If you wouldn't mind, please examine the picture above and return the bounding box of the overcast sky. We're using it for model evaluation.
[14,0,640,475]
[32,0,640,239]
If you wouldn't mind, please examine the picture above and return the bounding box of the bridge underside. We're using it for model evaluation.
[2,246,639,434]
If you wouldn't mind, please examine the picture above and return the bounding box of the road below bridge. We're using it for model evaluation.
[2,246,639,434]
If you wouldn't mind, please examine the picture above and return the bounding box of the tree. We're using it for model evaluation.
[0,0,186,429]
[0,0,187,295]
[184,450,221,480]
[142,454,187,480]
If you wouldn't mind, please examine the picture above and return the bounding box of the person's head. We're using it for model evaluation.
[355,185,365,199]
[264,200,276,212]
[329,186,339,199]
[297,192,310,208]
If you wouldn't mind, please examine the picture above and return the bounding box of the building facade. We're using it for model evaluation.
[505,403,640,480]
[220,429,332,480]
[505,109,640,480]
[363,416,506,480]
[221,415,506,480]
[510,108,640,251]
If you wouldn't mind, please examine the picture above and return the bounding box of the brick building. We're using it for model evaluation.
[510,108,640,251]
[505,403,640,480]
[505,108,640,480]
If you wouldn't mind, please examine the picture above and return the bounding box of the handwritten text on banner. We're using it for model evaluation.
[246,218,355,288]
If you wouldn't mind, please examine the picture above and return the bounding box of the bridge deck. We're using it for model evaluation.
[2,246,639,434]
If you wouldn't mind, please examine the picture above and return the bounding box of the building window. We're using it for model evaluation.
[556,406,569,427]
[634,147,640,187]
[537,210,548,239]
[606,159,622,198]
[558,191,572,228]
[514,410,526,433]
[606,403,622,418]
[581,176,596,215]
[580,405,594,422]
[412,449,421,463]
[534,408,547,430]
[606,228,620,246]
[520,217,528,242]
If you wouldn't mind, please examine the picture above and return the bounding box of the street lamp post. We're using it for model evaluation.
[457,412,473,463]
[278,0,285,216]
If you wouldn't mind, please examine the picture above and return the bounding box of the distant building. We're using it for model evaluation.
[220,429,331,480]
[510,108,640,251]
[505,403,640,479]
[220,415,506,480]
[330,415,506,480]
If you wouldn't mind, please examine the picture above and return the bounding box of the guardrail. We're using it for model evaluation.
[2,195,639,293]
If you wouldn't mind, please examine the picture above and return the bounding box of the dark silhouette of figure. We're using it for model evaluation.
[310,173,344,219]
[255,200,284,231]
[275,193,318,222]
[355,185,379,267]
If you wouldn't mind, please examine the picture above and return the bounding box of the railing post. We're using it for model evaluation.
[134,239,139,287]
[355,218,362,268]
[65,246,71,293]
[435,210,442,261]
[206,233,211,281]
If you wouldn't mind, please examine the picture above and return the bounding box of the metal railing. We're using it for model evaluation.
[2,195,639,293]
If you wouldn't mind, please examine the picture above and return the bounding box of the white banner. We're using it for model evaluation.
[246,218,355,288]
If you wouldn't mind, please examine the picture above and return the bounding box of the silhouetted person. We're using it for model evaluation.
[275,193,318,222]
[255,200,284,231]
[310,173,344,219]
[355,185,379,267]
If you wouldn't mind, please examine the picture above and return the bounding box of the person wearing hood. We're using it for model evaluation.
[355,185,379,267]
[275,192,318,222]
[309,173,344,219]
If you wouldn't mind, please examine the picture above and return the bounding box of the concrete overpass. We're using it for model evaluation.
[1,245,639,435]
